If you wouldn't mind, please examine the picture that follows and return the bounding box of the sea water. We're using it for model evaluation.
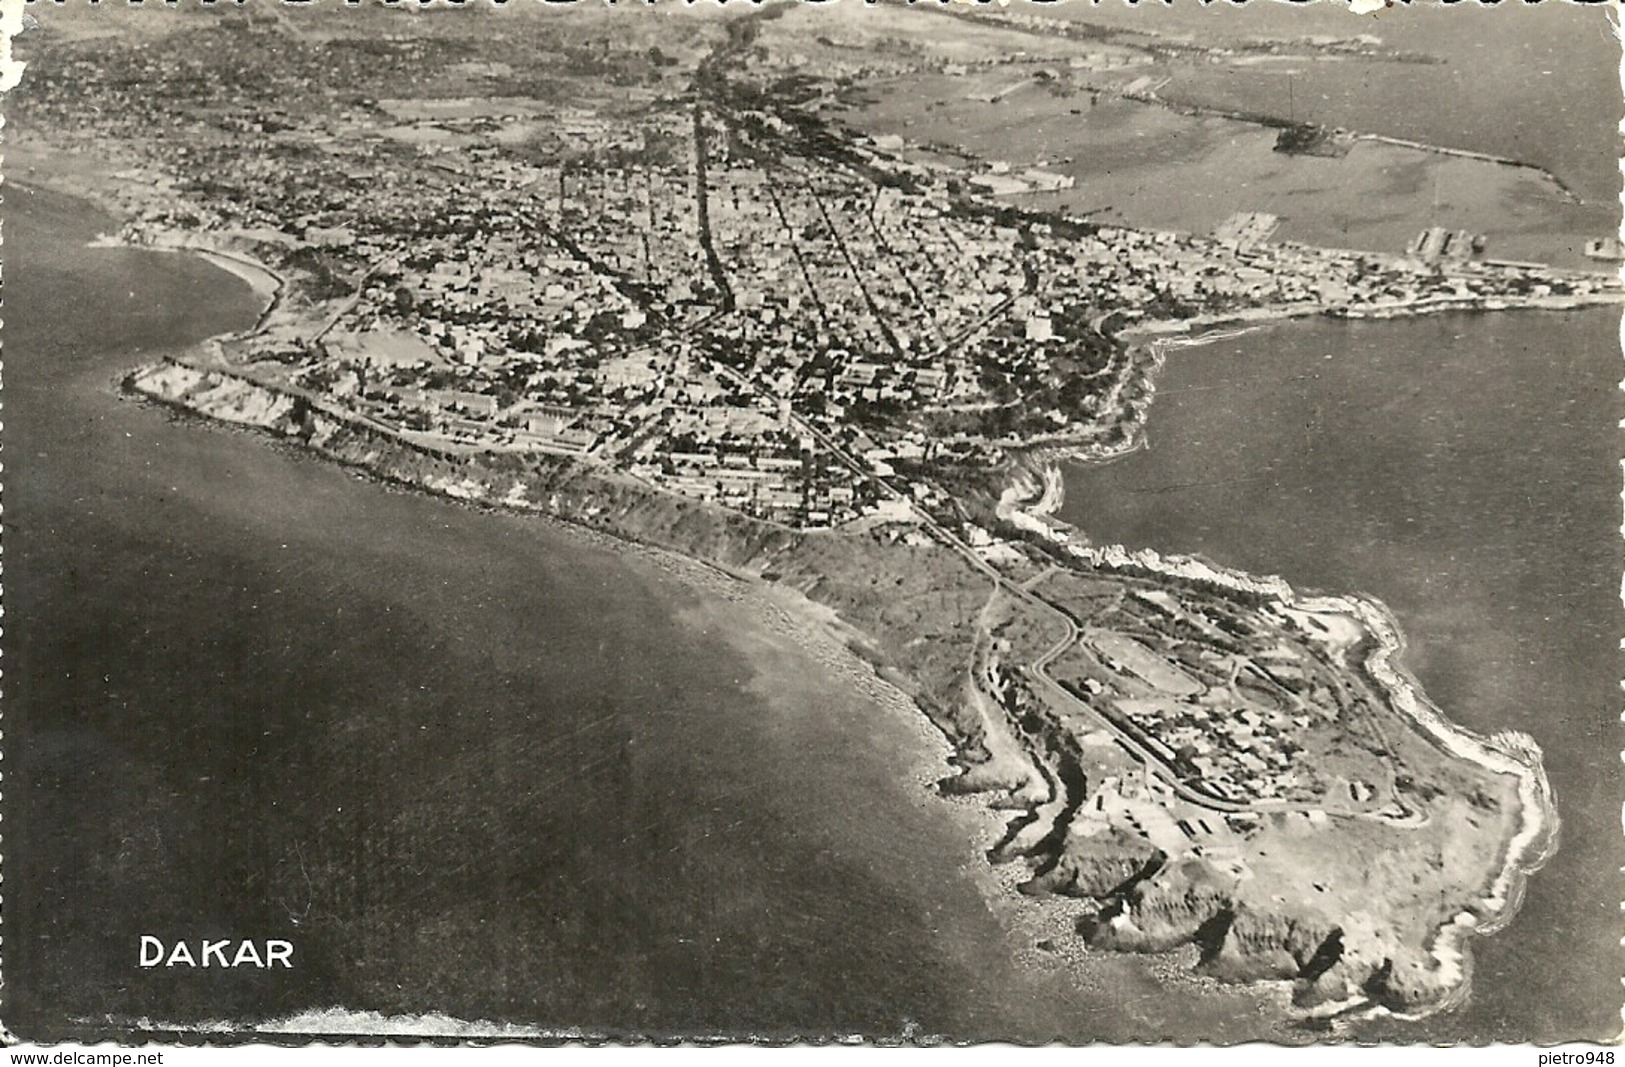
[8,184,1308,1042]
[1061,309,1624,1042]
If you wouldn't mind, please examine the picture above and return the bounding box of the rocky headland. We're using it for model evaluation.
[126,349,1559,1021]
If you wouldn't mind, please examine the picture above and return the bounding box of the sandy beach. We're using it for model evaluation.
[89,229,285,322]
[41,114,1588,1026]
[126,315,1561,1023]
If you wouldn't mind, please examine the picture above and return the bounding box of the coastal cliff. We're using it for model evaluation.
[992,450,1557,1019]
[125,361,996,752]
[126,356,1558,1022]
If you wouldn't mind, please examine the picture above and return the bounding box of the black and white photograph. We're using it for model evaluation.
[2,0,1621,1047]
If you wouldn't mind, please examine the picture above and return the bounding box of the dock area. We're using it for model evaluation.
[1408,226,1484,263]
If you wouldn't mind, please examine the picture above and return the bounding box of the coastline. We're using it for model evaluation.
[993,283,1624,479]
[8,0,1619,1033]
[1326,593,1561,1020]
[124,332,1560,1023]
[88,166,1567,1021]
[87,229,287,332]
[117,355,1124,1035]
[999,406,1560,1022]
[116,356,970,800]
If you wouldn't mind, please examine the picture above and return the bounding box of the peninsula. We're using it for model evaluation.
[13,1,1596,1020]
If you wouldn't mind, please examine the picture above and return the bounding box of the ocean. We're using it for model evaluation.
[8,185,1308,1042]
[10,0,1618,1039]
[1060,308,1624,1042]
[1047,1,1623,1040]
[1057,0,1621,205]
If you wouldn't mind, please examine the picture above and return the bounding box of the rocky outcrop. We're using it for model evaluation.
[127,355,1554,1024]
[126,360,995,756]
[1050,845,1469,1014]
[1080,855,1236,954]
[1202,907,1339,985]
[1019,828,1163,899]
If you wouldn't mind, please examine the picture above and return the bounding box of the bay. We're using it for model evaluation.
[1060,308,1625,1042]
[6,182,1299,1042]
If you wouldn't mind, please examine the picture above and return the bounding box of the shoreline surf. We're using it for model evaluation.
[29,153,1575,1028]
[995,319,1564,1023]
[121,294,1560,1025]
